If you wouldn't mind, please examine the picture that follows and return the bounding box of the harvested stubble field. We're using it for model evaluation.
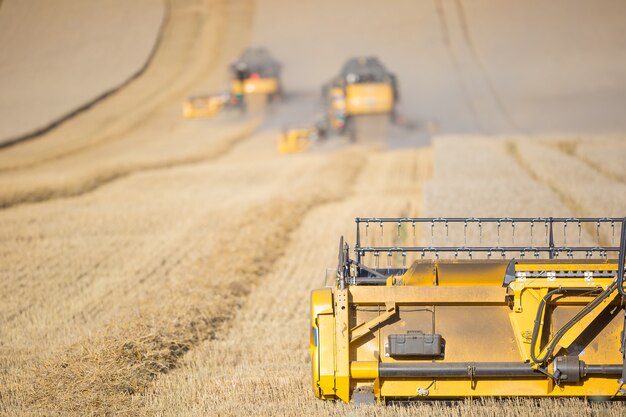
[3,126,626,416]
[2,0,626,416]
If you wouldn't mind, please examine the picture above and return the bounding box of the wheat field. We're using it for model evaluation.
[2,0,626,416]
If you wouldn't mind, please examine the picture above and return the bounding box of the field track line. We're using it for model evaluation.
[0,0,169,150]
[454,0,521,132]
[0,120,260,210]
[505,141,606,244]
[0,0,253,173]
[549,140,626,184]
[433,0,483,132]
[506,141,585,217]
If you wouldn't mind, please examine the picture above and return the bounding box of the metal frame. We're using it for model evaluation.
[350,217,626,288]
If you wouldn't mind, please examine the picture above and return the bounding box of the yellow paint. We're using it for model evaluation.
[345,83,393,115]
[310,259,624,402]
[277,128,316,155]
[182,95,226,119]
[231,77,278,96]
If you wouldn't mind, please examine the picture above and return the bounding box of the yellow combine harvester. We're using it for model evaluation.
[230,47,282,105]
[322,57,397,141]
[311,217,626,403]
[182,48,281,119]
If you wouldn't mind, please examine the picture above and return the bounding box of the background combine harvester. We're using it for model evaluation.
[323,56,398,142]
[183,47,282,120]
[230,47,282,108]
[311,217,626,403]
[279,56,399,155]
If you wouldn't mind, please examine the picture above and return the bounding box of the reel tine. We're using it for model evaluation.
[431,220,435,245]
[612,220,616,245]
[497,220,501,246]
[512,221,516,245]
[464,220,468,246]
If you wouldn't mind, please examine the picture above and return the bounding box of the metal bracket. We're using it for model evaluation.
[350,302,396,343]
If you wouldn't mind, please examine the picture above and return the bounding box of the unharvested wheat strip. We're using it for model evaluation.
[515,140,626,219]
[424,136,571,218]
[421,136,581,254]
[570,136,626,183]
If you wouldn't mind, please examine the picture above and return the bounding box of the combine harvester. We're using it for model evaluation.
[322,56,398,142]
[230,47,282,107]
[279,56,399,155]
[183,47,282,119]
[311,217,626,403]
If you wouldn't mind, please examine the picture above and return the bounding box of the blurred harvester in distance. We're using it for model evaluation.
[230,47,282,106]
[322,56,398,141]
[279,57,398,155]
[182,47,281,119]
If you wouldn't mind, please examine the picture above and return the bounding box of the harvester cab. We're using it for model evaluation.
[311,217,626,403]
[230,47,282,106]
[323,56,397,141]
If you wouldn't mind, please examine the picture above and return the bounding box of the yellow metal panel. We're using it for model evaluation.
[516,261,617,272]
[311,289,335,398]
[436,260,510,286]
[230,77,278,95]
[345,83,393,115]
[246,78,278,94]
[277,129,313,155]
[317,315,336,396]
[349,286,507,305]
[350,361,379,379]
[182,96,225,119]
[380,377,619,398]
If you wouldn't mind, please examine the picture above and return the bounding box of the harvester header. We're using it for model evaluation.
[311,217,626,403]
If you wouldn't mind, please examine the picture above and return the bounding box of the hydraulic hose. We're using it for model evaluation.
[618,219,626,296]
[530,281,618,364]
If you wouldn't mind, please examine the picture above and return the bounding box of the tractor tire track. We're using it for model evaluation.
[549,139,626,184]
[453,0,521,132]
[433,0,483,133]
[435,0,520,133]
